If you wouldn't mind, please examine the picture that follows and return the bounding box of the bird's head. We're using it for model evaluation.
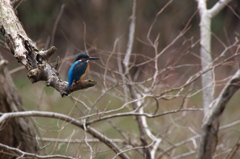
[75,53,100,61]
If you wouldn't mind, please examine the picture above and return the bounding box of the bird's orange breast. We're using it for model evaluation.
[79,63,90,81]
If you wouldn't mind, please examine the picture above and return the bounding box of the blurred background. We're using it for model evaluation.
[1,0,240,158]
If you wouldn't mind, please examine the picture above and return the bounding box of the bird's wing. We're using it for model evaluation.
[68,62,76,88]
[72,61,88,82]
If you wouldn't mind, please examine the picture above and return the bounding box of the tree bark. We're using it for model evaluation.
[0,56,38,158]
[196,0,233,158]
[0,0,96,97]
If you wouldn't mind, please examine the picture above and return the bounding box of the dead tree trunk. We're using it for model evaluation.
[0,56,38,158]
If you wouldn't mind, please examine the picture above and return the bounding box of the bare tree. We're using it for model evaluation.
[197,0,238,158]
[0,0,240,159]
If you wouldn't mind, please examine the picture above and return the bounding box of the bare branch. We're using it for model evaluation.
[196,0,235,157]
[37,137,124,144]
[123,0,137,73]
[225,138,240,159]
[158,135,200,158]
[113,142,154,159]
[0,0,96,97]
[209,0,233,18]
[173,151,195,159]
[0,111,130,159]
[139,107,162,158]
[50,4,65,47]
[0,143,75,159]
[197,69,240,159]
[86,108,202,125]
[197,0,214,114]
[121,0,152,158]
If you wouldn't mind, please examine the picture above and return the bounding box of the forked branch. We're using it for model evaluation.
[197,69,240,159]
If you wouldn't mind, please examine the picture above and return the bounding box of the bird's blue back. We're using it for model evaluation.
[68,59,88,89]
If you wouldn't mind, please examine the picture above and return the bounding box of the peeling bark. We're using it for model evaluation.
[0,0,96,97]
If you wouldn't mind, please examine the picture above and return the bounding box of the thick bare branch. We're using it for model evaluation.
[0,0,96,97]
[208,0,232,18]
[0,111,130,159]
[197,70,240,159]
[198,0,214,114]
[123,0,136,73]
[196,0,234,158]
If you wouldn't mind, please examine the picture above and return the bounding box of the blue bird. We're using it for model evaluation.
[68,53,99,89]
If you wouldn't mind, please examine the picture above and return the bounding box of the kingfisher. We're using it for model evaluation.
[68,53,99,89]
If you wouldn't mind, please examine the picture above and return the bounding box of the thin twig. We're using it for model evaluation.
[50,4,65,47]
[0,143,75,159]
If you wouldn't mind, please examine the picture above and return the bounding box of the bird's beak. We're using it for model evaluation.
[89,57,100,60]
